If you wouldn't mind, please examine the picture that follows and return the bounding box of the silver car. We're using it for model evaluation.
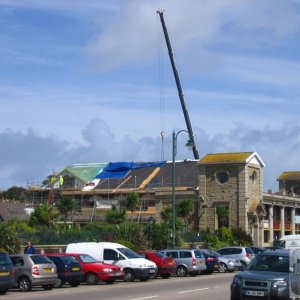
[206,249,241,272]
[10,254,58,292]
[159,249,206,276]
[216,246,255,268]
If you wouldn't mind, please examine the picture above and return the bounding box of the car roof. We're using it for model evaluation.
[257,249,289,256]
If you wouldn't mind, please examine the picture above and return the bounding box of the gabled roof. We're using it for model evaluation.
[277,172,300,181]
[63,163,108,183]
[199,152,265,167]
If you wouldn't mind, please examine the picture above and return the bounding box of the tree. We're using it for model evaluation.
[3,186,28,201]
[56,196,77,228]
[28,204,59,228]
[0,223,21,253]
[125,192,141,222]
[177,198,193,231]
[105,204,126,224]
[160,206,172,225]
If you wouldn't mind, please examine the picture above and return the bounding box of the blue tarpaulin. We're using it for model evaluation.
[94,161,166,179]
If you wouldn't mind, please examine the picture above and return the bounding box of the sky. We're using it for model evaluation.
[0,0,300,192]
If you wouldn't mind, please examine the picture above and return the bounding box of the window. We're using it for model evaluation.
[103,249,118,261]
[166,251,178,259]
[180,251,192,258]
[216,171,230,184]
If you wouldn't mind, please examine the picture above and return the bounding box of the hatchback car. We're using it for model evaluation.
[159,249,206,276]
[45,254,84,287]
[199,249,220,274]
[230,249,300,300]
[206,249,241,273]
[216,246,255,267]
[0,252,15,295]
[10,254,58,291]
[63,253,124,284]
[137,250,176,278]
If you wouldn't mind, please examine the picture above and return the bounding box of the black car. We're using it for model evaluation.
[199,249,220,274]
[250,246,265,255]
[0,252,15,295]
[46,254,84,287]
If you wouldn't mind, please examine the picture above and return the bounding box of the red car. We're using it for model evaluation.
[137,251,176,278]
[50,253,123,284]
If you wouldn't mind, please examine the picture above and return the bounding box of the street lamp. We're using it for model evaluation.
[172,130,194,248]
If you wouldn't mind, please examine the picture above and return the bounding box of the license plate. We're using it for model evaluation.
[214,265,219,268]
[198,261,204,264]
[149,269,155,273]
[245,290,264,297]
[168,262,174,266]
[43,268,52,273]
[115,272,122,276]
[72,267,80,271]
[0,271,9,276]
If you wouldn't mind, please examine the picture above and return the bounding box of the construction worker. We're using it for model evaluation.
[59,175,64,188]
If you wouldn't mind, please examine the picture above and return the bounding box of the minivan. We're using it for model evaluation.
[66,242,157,282]
[159,249,206,276]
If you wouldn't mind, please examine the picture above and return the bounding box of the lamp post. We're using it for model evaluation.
[172,130,194,249]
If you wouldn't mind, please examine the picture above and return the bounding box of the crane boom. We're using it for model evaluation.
[157,9,199,159]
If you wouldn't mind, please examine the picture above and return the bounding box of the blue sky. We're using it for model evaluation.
[1,0,300,191]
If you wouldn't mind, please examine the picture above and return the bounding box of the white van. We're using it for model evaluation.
[66,242,157,282]
[274,234,300,249]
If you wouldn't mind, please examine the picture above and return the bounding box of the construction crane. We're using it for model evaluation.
[157,9,199,159]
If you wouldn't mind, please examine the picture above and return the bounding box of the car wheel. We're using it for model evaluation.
[177,266,188,277]
[219,262,227,273]
[42,285,53,290]
[161,273,170,279]
[86,272,98,285]
[18,276,32,292]
[0,288,8,295]
[124,269,135,282]
[69,281,80,287]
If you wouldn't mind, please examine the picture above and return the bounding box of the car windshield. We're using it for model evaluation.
[248,254,289,273]
[30,255,53,264]
[118,247,140,259]
[78,254,98,263]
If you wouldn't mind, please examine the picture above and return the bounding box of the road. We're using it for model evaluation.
[3,272,235,300]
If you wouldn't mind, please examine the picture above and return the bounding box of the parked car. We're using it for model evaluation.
[216,246,255,267]
[250,246,265,255]
[159,249,206,276]
[199,249,220,274]
[0,252,15,295]
[230,249,300,300]
[206,249,241,273]
[9,254,58,292]
[137,250,176,278]
[45,254,84,287]
[63,253,124,284]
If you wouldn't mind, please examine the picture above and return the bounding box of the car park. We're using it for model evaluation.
[63,253,124,284]
[199,249,220,274]
[45,254,84,287]
[66,242,157,282]
[159,249,206,276]
[137,250,176,278]
[206,249,241,273]
[0,252,15,295]
[230,249,300,300]
[216,246,255,268]
[9,254,58,292]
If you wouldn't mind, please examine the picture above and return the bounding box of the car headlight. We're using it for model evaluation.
[272,280,288,288]
[232,276,242,285]
[103,268,112,272]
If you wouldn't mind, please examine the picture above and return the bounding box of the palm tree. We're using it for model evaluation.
[105,204,126,224]
[125,192,141,222]
[177,198,193,232]
[56,196,77,228]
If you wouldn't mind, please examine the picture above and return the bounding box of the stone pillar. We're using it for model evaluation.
[292,207,296,235]
[268,205,274,244]
[280,206,285,238]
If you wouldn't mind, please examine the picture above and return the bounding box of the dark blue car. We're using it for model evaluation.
[0,252,15,295]
[199,249,220,274]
